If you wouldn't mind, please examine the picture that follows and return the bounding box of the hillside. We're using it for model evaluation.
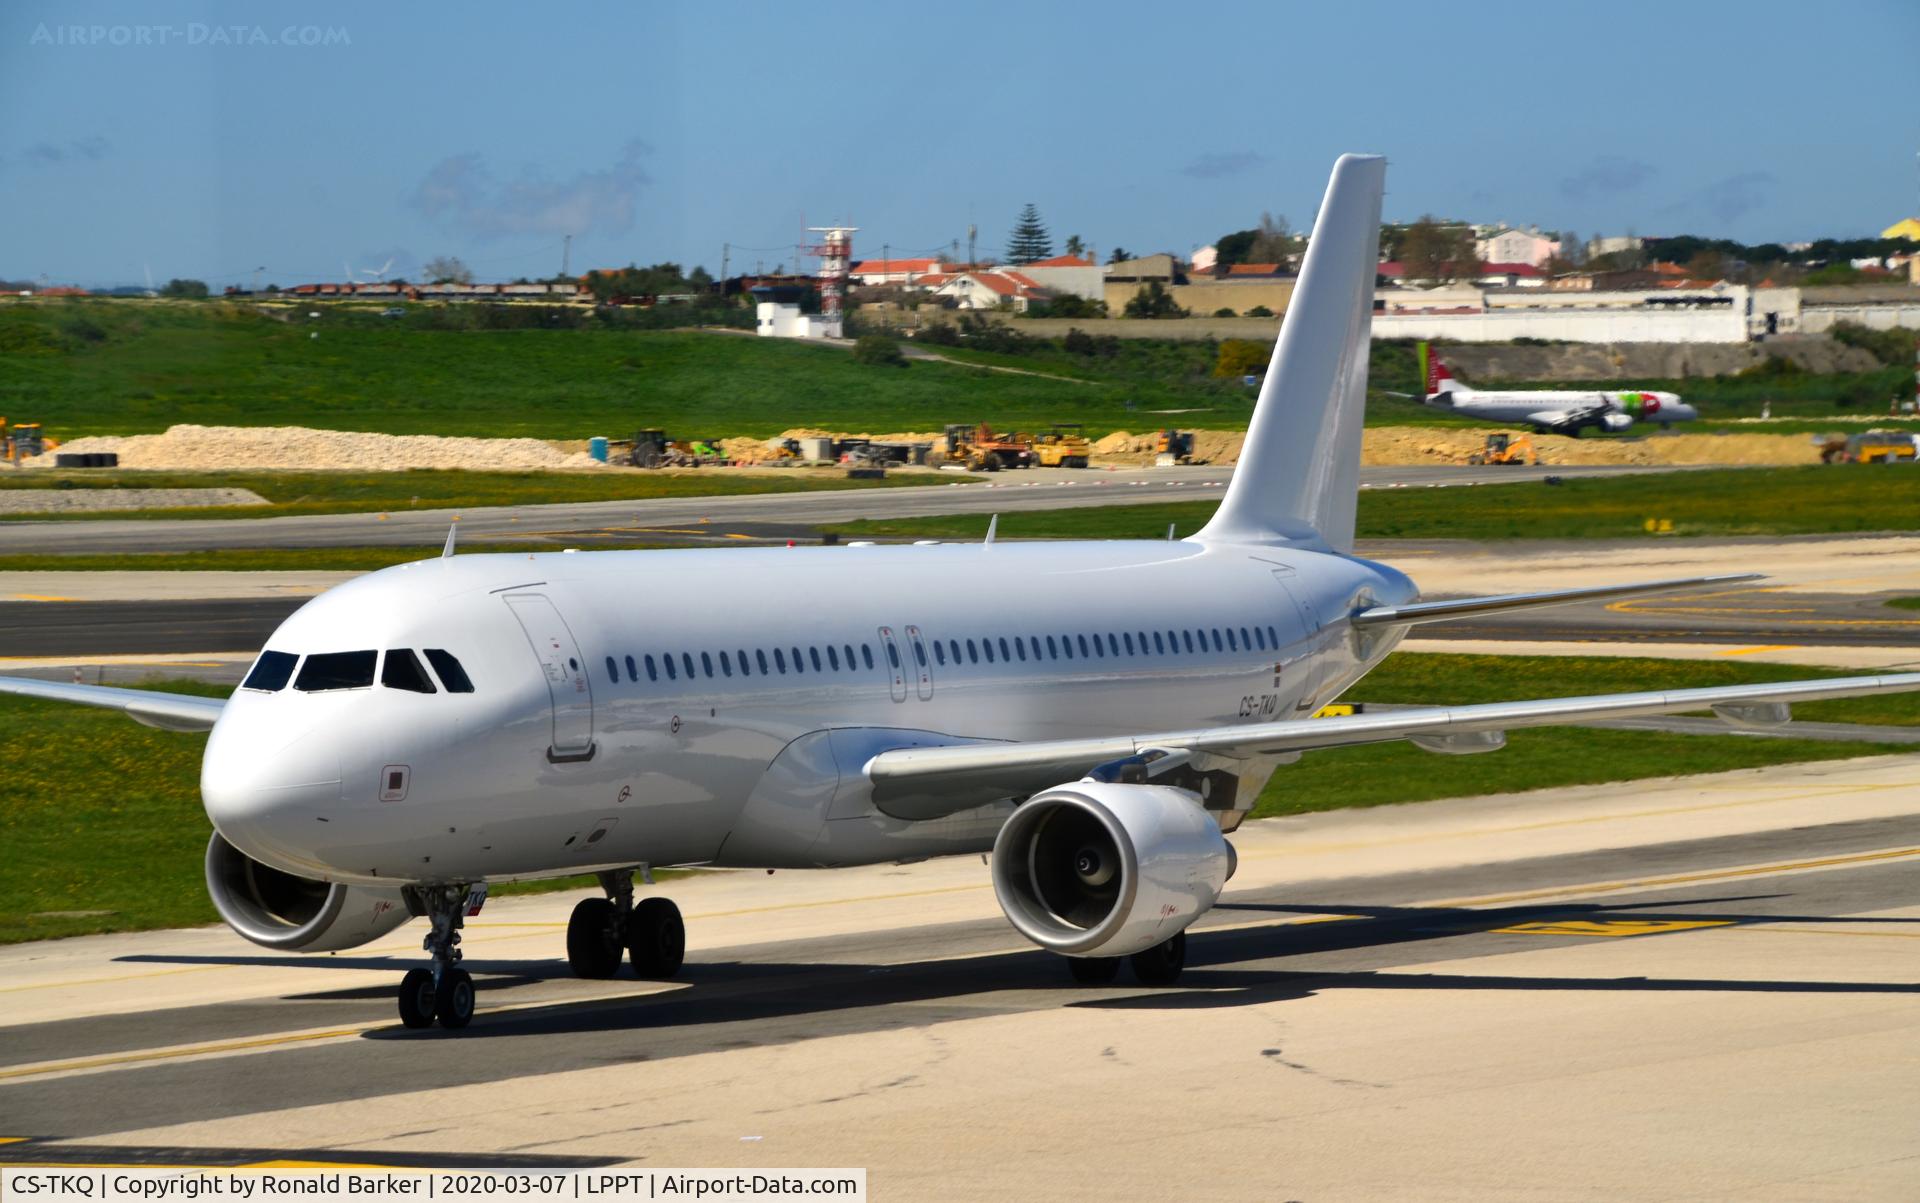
[0,300,1250,440]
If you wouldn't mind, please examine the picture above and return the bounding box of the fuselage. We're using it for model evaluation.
[202,539,1415,888]
[1428,386,1696,429]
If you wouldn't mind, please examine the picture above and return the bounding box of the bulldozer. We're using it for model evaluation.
[611,428,720,468]
[933,423,1033,471]
[1031,423,1092,468]
[1466,431,1537,466]
[1,419,56,467]
[1154,429,1195,466]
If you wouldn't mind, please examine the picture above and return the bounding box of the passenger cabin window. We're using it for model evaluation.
[242,650,298,692]
[605,656,619,683]
[757,649,770,675]
[424,649,475,693]
[663,654,678,680]
[382,649,437,694]
[645,654,659,681]
[626,655,639,682]
[860,644,874,670]
[296,650,377,692]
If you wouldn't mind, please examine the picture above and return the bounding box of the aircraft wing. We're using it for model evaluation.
[0,677,225,732]
[865,672,1920,819]
[1350,573,1758,628]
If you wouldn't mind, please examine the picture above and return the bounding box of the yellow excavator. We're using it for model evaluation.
[1466,431,1537,466]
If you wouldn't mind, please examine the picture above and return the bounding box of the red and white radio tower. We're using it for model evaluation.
[806,225,857,336]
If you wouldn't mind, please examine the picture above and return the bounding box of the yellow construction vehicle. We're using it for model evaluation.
[1154,429,1195,466]
[1,419,57,466]
[1031,423,1092,468]
[1830,430,1918,465]
[1466,431,1537,466]
[933,423,1034,471]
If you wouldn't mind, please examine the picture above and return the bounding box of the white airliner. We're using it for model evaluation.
[7,155,1914,1032]
[1420,342,1697,435]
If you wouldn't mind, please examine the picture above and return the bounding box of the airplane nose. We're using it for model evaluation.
[201,720,343,872]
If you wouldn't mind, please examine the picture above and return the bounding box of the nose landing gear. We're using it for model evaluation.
[566,867,685,981]
[397,883,479,1030]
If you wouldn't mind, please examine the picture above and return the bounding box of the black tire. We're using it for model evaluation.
[1129,931,1186,986]
[1067,955,1122,985]
[435,967,475,1029]
[567,897,623,978]
[398,967,437,1029]
[629,896,686,979]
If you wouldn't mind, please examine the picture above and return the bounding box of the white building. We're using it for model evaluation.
[925,270,1050,312]
[752,285,841,339]
[1013,254,1103,301]
[847,257,946,287]
[1473,226,1561,267]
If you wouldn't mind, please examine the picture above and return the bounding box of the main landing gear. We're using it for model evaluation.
[398,884,479,1030]
[566,868,685,981]
[1065,931,1186,988]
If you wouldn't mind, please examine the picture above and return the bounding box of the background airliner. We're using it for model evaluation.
[6,155,1912,1032]
[1419,342,1696,435]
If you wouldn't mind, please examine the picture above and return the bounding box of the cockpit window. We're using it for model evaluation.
[423,648,474,693]
[381,649,437,694]
[295,650,377,692]
[242,650,298,692]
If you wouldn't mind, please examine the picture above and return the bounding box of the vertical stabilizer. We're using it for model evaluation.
[1195,154,1385,551]
[1422,341,1463,399]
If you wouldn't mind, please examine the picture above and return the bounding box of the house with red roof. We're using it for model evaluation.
[848,257,947,286]
[928,270,1052,313]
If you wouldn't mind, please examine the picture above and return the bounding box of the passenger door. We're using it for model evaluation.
[503,593,596,762]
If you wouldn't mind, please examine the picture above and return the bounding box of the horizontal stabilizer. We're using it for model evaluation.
[1349,573,1760,628]
[0,677,225,732]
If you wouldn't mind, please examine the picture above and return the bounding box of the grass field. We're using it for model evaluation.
[0,466,959,522]
[9,300,1902,443]
[830,465,1920,541]
[0,300,1246,439]
[1,652,1911,944]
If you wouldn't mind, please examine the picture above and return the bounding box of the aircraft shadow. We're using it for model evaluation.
[348,894,1920,1040]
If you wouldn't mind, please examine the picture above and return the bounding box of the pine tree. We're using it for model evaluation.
[1005,203,1053,265]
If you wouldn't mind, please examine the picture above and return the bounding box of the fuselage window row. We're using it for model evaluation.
[597,619,1292,694]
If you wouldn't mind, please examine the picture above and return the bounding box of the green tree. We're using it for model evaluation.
[1064,234,1086,259]
[1107,246,1132,264]
[1398,216,1481,282]
[1005,203,1054,264]
[1123,281,1187,318]
[160,278,209,299]
[1032,293,1107,319]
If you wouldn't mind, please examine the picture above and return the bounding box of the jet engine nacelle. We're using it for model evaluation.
[990,782,1233,958]
[1601,411,1635,431]
[205,833,412,952]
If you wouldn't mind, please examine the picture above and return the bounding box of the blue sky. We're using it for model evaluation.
[2,0,1916,288]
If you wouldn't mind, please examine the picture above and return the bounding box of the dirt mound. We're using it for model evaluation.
[27,425,605,471]
[1360,427,1815,467]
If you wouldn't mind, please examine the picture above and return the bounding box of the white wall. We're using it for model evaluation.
[1373,308,1749,344]
[1800,303,1920,333]
[755,301,841,339]
[1017,264,1103,301]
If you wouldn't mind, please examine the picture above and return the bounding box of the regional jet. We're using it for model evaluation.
[6,155,1910,1031]
[1419,342,1696,435]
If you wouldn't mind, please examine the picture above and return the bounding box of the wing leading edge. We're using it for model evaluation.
[0,677,225,732]
[1350,573,1760,628]
[865,672,1920,820]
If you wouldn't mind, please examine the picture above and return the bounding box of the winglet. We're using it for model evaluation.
[985,514,998,546]
[441,523,458,559]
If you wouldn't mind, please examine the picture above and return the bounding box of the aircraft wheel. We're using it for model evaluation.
[628,897,686,979]
[1067,955,1122,985]
[567,897,623,979]
[435,967,475,1029]
[398,967,437,1029]
[1130,931,1186,987]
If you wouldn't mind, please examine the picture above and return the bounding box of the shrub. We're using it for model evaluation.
[1212,307,1237,318]
[851,333,907,367]
[1244,304,1275,318]
[1831,320,1917,368]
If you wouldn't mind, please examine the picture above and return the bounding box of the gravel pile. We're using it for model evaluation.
[0,487,271,513]
[24,425,605,471]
